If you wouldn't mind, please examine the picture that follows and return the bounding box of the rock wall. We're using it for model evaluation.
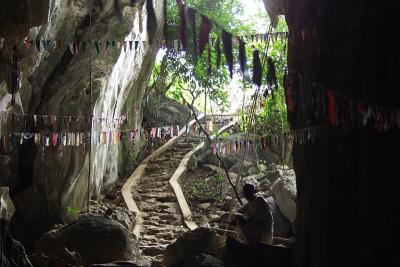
[284,0,400,266]
[0,0,165,249]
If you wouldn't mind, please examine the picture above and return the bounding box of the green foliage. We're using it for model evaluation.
[256,87,289,136]
[154,0,266,111]
[255,18,289,136]
[66,206,79,217]
[186,175,225,203]
[151,1,289,135]
[237,17,289,136]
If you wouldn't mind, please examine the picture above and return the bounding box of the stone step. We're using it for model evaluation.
[136,187,169,194]
[141,193,176,202]
[140,245,167,257]
[136,182,167,190]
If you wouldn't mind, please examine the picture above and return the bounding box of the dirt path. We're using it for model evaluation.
[132,134,204,264]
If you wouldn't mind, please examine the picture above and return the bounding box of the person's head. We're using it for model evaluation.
[242,183,256,201]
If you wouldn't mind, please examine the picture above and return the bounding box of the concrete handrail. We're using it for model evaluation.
[122,114,204,237]
[169,117,238,230]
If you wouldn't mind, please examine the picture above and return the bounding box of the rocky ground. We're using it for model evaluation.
[181,144,297,239]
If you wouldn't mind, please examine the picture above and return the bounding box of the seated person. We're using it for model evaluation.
[231,183,274,246]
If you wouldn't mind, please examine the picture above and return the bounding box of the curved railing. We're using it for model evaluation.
[169,116,238,230]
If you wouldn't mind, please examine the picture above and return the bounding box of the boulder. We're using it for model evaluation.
[47,257,72,267]
[0,221,32,267]
[197,151,236,169]
[264,170,282,184]
[240,175,261,189]
[228,161,252,174]
[183,253,224,267]
[198,203,211,210]
[164,227,225,266]
[28,253,49,267]
[259,180,271,193]
[188,155,198,172]
[225,236,292,267]
[55,247,81,266]
[0,187,15,222]
[35,216,139,264]
[244,166,259,176]
[203,164,223,174]
[79,200,136,232]
[221,196,234,212]
[272,175,296,223]
[266,197,294,238]
[89,261,145,267]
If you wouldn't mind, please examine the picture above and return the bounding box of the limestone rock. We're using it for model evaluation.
[164,227,225,266]
[241,173,267,187]
[89,261,145,267]
[183,253,224,267]
[225,236,292,267]
[142,95,191,127]
[264,169,282,184]
[28,253,49,267]
[197,151,235,169]
[35,216,139,264]
[198,203,211,210]
[272,175,296,223]
[220,196,240,212]
[55,247,82,266]
[266,197,293,238]
[0,187,15,223]
[0,222,32,267]
[78,200,136,232]
[244,166,259,176]
[188,155,198,172]
[3,0,165,247]
[228,161,252,174]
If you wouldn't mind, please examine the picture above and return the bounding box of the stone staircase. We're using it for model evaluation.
[132,134,204,264]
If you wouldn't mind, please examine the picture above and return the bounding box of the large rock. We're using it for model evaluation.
[183,253,224,267]
[272,175,296,223]
[187,155,198,172]
[225,236,292,267]
[142,95,191,127]
[0,221,32,267]
[197,151,236,169]
[78,200,136,232]
[164,227,225,267]
[29,247,82,267]
[0,187,15,222]
[240,173,266,188]
[266,197,293,238]
[228,161,252,174]
[35,216,139,264]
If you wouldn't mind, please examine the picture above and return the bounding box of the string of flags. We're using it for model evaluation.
[0,125,179,147]
[0,37,145,55]
[0,110,129,129]
[210,125,321,156]
[174,0,287,100]
[284,74,400,132]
